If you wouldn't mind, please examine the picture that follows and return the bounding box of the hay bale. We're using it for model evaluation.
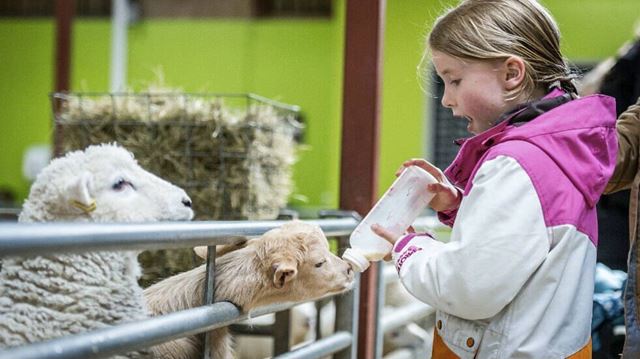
[53,92,301,286]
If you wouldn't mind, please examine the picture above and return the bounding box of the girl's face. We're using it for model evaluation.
[432,50,512,135]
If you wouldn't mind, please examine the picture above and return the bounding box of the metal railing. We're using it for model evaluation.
[0,218,360,359]
[380,255,435,359]
[0,219,356,256]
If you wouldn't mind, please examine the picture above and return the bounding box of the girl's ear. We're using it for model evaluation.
[503,56,526,91]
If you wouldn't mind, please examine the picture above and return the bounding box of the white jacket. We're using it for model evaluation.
[393,156,594,358]
[391,91,616,358]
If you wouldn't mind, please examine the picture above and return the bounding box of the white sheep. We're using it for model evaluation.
[0,143,194,358]
[144,220,355,359]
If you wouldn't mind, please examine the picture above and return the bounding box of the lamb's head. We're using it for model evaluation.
[19,143,194,222]
[255,221,355,304]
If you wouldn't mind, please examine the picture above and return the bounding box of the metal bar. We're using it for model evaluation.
[334,235,359,359]
[273,331,353,359]
[229,323,274,336]
[380,303,435,334]
[375,263,384,358]
[340,0,386,357]
[109,0,129,92]
[0,300,315,359]
[202,245,217,359]
[0,303,238,359]
[0,218,358,257]
[273,309,291,355]
[314,300,323,339]
[334,274,359,359]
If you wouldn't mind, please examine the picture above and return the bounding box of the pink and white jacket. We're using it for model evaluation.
[392,89,617,358]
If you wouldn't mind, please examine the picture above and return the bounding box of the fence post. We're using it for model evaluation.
[340,0,386,356]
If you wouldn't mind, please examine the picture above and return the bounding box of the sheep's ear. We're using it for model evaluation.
[272,261,298,289]
[65,171,95,210]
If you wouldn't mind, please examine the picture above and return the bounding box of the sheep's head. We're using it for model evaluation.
[257,221,355,302]
[19,143,194,223]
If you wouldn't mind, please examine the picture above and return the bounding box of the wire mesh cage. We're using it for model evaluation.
[51,92,302,285]
[52,92,302,220]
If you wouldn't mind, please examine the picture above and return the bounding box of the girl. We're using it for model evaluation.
[373,0,617,357]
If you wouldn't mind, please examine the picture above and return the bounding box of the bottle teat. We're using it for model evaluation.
[342,248,370,272]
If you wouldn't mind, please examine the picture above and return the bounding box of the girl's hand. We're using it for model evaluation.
[371,224,397,261]
[396,159,461,212]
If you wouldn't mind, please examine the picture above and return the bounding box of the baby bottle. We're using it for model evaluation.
[342,166,437,272]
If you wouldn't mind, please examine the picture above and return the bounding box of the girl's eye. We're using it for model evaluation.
[450,79,461,85]
[315,260,326,268]
[112,178,134,191]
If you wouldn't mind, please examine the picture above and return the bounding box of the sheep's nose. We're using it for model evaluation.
[182,198,192,208]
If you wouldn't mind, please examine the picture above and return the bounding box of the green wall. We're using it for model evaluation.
[0,20,54,203]
[1,0,639,212]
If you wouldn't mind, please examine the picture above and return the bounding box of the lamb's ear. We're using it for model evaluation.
[65,171,96,213]
[272,260,298,289]
[194,246,208,259]
[194,237,250,259]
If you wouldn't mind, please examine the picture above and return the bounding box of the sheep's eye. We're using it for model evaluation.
[112,178,133,191]
[315,260,326,268]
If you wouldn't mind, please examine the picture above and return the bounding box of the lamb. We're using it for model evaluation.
[234,258,435,359]
[144,220,355,359]
[0,143,194,358]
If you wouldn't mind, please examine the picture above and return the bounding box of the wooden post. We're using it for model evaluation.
[340,0,386,358]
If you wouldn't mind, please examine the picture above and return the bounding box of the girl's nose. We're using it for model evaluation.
[441,92,454,109]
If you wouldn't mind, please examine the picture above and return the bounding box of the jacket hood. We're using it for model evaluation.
[446,89,617,208]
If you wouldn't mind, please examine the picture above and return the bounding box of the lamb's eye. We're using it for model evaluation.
[112,178,133,191]
[315,260,326,268]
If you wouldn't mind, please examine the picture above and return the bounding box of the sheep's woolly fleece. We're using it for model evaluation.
[0,143,193,358]
[0,252,149,358]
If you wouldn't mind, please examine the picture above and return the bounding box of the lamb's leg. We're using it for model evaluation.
[148,328,232,359]
[150,337,201,359]
[209,327,234,359]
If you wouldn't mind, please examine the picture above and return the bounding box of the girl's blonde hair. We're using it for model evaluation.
[428,0,577,99]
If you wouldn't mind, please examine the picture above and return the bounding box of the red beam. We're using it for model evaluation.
[53,0,74,156]
[340,0,386,358]
[54,0,74,93]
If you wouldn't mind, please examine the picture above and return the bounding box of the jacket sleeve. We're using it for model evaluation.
[605,97,640,194]
[391,155,550,320]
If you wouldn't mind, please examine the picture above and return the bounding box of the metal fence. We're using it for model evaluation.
[0,218,359,359]
[0,216,447,359]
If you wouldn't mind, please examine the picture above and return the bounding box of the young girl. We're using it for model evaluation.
[372,0,617,357]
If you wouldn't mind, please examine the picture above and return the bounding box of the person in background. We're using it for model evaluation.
[602,98,640,358]
[580,26,640,358]
[373,0,617,357]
